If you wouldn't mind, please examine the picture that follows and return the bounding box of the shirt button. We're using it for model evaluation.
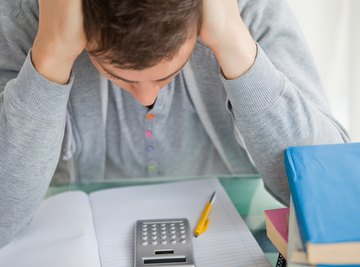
[146,145,154,153]
[147,163,156,173]
[146,113,155,120]
[145,130,153,138]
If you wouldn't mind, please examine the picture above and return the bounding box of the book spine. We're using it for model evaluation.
[284,148,309,252]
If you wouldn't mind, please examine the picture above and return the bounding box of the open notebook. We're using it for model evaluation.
[0,178,270,267]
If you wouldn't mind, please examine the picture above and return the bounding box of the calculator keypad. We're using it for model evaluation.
[139,220,187,246]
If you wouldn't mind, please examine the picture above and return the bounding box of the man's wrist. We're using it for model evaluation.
[31,40,75,85]
[209,28,257,80]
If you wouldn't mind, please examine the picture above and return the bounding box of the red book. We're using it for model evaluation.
[264,207,290,259]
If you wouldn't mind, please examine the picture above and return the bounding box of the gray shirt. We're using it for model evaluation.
[105,72,229,179]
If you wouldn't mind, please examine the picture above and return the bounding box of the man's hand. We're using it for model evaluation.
[32,0,86,84]
[199,0,257,79]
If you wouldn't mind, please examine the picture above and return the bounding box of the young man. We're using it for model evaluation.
[0,0,349,248]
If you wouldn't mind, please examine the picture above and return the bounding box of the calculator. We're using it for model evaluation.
[134,218,196,267]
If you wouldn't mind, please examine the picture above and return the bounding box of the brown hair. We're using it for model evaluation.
[83,0,201,70]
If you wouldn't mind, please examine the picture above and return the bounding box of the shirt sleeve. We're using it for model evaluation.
[0,31,73,250]
[220,0,349,205]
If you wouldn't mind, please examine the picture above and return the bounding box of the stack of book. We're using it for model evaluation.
[284,142,360,266]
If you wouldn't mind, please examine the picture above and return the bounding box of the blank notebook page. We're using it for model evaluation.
[89,178,270,267]
[0,192,100,267]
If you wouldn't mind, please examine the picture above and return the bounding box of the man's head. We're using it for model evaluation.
[83,0,202,106]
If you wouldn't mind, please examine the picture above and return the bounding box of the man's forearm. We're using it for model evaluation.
[31,0,86,84]
[222,46,349,204]
[0,53,72,248]
[199,0,257,79]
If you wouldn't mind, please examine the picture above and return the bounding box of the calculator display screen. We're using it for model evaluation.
[143,257,186,264]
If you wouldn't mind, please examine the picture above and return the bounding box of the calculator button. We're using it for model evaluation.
[161,235,167,239]
[161,240,167,244]
[180,239,186,244]
[179,230,185,234]
[141,236,148,241]
[179,234,186,239]
[151,230,157,235]
[161,230,166,235]
[151,240,158,245]
[151,235,157,240]
[179,226,185,230]
[170,234,176,239]
[170,239,177,244]
[141,241,148,246]
[170,230,176,234]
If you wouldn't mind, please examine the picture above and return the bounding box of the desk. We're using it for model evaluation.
[46,175,285,266]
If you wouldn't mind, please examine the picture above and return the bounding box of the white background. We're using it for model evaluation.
[288,0,360,141]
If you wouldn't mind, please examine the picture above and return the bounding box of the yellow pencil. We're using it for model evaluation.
[194,191,216,237]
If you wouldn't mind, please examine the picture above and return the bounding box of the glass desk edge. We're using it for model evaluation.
[46,175,285,266]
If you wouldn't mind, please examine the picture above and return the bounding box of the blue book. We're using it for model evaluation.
[284,142,360,265]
